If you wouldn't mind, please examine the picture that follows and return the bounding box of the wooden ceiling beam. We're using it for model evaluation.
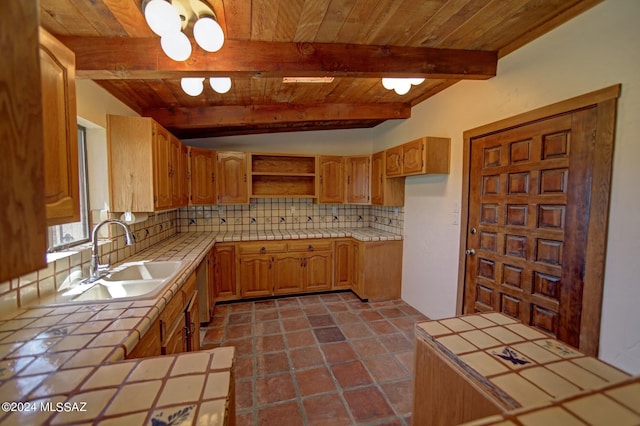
[59,37,497,80]
[143,103,411,129]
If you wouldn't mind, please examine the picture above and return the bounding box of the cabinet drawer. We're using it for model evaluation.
[161,292,184,341]
[287,240,332,252]
[238,242,287,255]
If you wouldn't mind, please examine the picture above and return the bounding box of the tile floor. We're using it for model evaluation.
[201,291,429,426]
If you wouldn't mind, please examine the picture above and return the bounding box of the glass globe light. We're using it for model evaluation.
[161,31,192,62]
[144,0,181,37]
[409,77,425,86]
[181,77,205,96]
[393,80,411,95]
[382,77,397,90]
[210,77,232,94]
[194,17,225,52]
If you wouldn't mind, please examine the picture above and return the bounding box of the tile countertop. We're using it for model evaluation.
[416,313,639,425]
[0,228,399,425]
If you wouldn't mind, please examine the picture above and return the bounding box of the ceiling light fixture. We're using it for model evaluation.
[381,77,425,95]
[143,0,225,61]
[209,77,232,94]
[181,77,205,96]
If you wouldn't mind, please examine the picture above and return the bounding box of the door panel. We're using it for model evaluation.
[464,109,597,348]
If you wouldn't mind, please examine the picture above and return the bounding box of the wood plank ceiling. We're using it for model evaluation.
[40,0,600,139]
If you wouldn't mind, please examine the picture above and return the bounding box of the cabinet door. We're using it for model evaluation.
[185,291,200,352]
[1,5,47,282]
[403,138,425,175]
[190,147,216,205]
[217,151,248,204]
[305,251,333,292]
[334,240,356,289]
[213,244,237,300]
[318,156,344,204]
[238,255,272,298]
[385,146,403,177]
[273,254,305,295]
[40,28,80,226]
[371,152,385,205]
[346,156,370,204]
[154,124,172,209]
[161,317,187,355]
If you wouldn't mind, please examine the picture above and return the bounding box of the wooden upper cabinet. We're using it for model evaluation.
[107,115,186,212]
[179,142,189,206]
[189,147,216,205]
[217,151,249,204]
[384,146,403,177]
[1,3,47,282]
[385,137,451,177]
[371,151,405,206]
[40,28,80,226]
[346,155,371,204]
[318,156,345,204]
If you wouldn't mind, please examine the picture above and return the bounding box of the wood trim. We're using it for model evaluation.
[457,85,620,356]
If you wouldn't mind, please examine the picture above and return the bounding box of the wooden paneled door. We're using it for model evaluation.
[460,86,619,355]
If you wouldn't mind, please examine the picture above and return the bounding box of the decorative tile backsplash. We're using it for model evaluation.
[0,211,178,314]
[178,198,404,234]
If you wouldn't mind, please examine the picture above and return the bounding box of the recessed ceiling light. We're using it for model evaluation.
[282,77,335,83]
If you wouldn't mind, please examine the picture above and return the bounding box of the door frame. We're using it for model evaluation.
[456,85,620,356]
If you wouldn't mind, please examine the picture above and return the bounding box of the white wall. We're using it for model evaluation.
[372,0,640,374]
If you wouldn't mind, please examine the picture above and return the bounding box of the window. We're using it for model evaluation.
[47,125,91,251]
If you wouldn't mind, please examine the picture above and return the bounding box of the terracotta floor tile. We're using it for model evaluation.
[339,292,360,302]
[256,352,290,376]
[223,338,254,357]
[276,298,301,308]
[397,304,424,316]
[234,356,255,379]
[340,322,373,339]
[325,302,350,312]
[321,342,358,364]
[256,373,297,404]
[279,308,304,318]
[302,305,328,316]
[295,366,336,397]
[255,300,277,310]
[343,386,395,422]
[230,303,253,313]
[351,337,388,358]
[395,351,414,374]
[319,293,343,303]
[378,307,407,318]
[226,324,254,340]
[348,301,372,311]
[213,305,230,315]
[381,379,413,415]
[290,346,324,370]
[229,312,253,325]
[235,378,254,410]
[256,335,285,353]
[202,327,224,345]
[331,361,373,389]
[359,310,384,321]
[368,320,399,335]
[364,355,408,382]
[235,411,254,426]
[331,312,360,325]
[282,317,311,332]
[285,330,316,348]
[313,327,346,343]
[255,320,282,336]
[389,316,420,333]
[302,393,352,426]
[308,314,335,328]
[298,295,323,305]
[208,315,226,327]
[258,401,304,426]
[379,333,413,353]
[255,310,279,321]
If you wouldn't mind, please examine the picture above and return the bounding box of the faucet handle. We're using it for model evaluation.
[97,254,111,273]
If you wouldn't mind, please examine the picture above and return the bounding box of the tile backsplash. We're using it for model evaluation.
[0,211,178,314]
[1,200,403,315]
[178,199,404,234]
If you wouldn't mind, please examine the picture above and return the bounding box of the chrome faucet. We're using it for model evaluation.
[88,219,135,281]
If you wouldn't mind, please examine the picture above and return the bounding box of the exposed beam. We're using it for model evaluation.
[59,37,497,80]
[144,103,411,129]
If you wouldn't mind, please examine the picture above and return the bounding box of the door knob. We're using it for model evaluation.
[465,249,476,256]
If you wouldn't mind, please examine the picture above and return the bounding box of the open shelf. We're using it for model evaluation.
[251,154,316,174]
[251,175,316,197]
[250,153,317,198]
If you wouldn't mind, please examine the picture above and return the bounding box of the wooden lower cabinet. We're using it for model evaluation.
[353,240,403,301]
[413,334,504,425]
[126,317,161,359]
[304,251,333,292]
[185,290,200,352]
[213,244,238,301]
[334,240,357,290]
[238,255,273,298]
[273,254,305,295]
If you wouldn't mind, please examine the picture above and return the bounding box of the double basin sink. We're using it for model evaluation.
[62,260,185,303]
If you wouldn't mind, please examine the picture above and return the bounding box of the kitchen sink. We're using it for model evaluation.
[102,260,184,282]
[62,260,186,303]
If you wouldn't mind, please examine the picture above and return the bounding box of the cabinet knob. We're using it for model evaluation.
[260,246,266,254]
[308,245,314,251]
